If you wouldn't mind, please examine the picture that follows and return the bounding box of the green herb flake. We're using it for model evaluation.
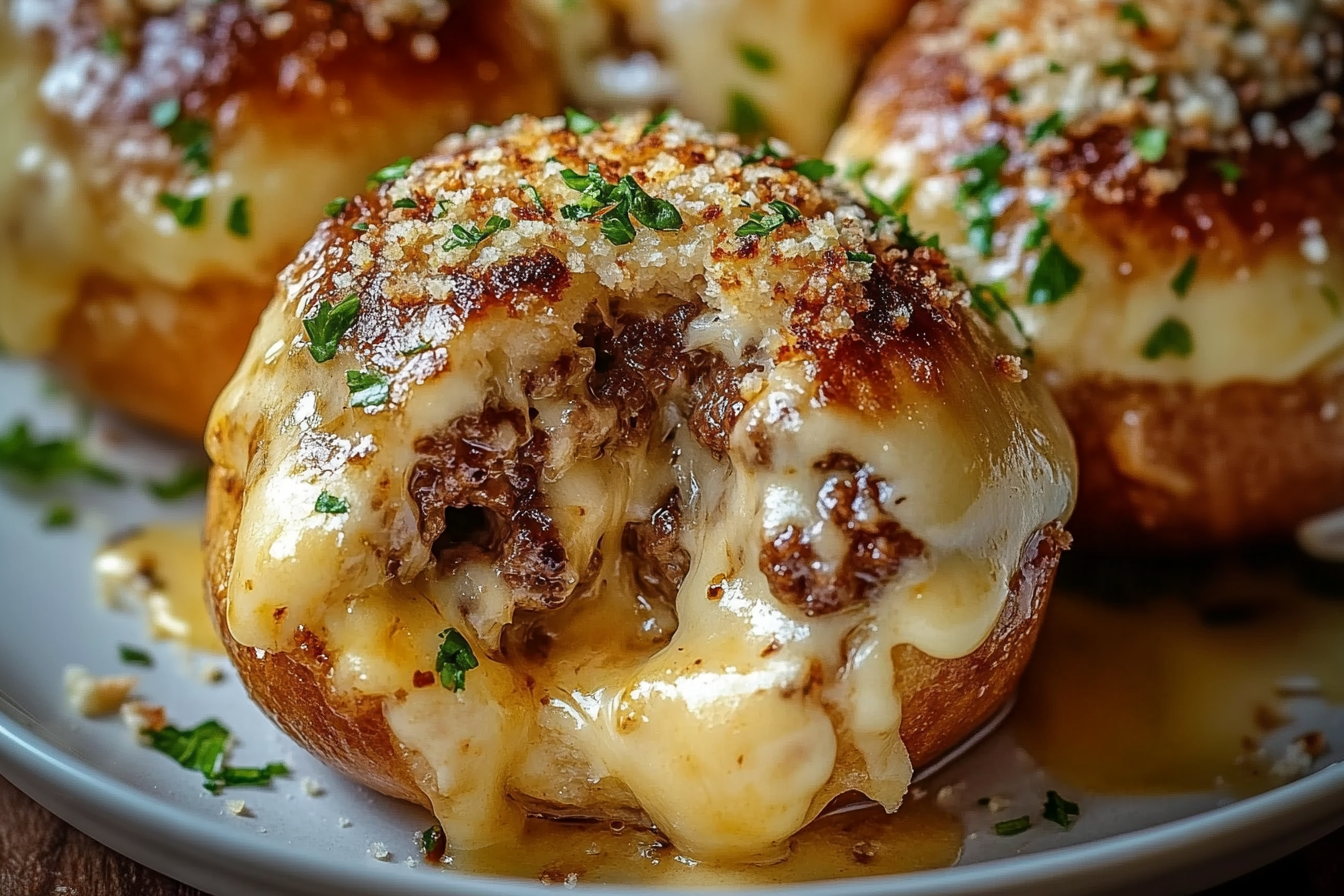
[226,195,250,238]
[150,98,181,130]
[1027,111,1066,145]
[557,165,682,246]
[737,43,775,73]
[150,99,213,171]
[1022,212,1051,250]
[435,627,479,691]
[1098,59,1135,80]
[564,107,600,135]
[641,107,677,137]
[119,645,154,667]
[1027,243,1083,305]
[392,197,419,210]
[741,140,785,165]
[210,764,289,794]
[846,250,876,264]
[1323,285,1342,317]
[1141,316,1194,359]
[368,156,413,186]
[147,466,209,501]
[1132,127,1169,162]
[442,215,512,252]
[1047,60,1066,73]
[303,293,361,363]
[351,221,370,232]
[43,504,76,529]
[1170,254,1199,297]
[736,200,802,238]
[953,142,1010,189]
[346,369,390,408]
[519,180,545,212]
[324,197,349,217]
[865,184,912,220]
[967,210,996,257]
[146,719,229,782]
[1118,1,1148,27]
[968,282,1034,357]
[0,421,123,486]
[314,490,349,514]
[1006,86,1022,104]
[994,816,1032,836]
[157,192,206,229]
[99,28,124,56]
[1211,159,1243,183]
[727,91,768,140]
[844,159,874,182]
[400,342,432,356]
[1042,790,1081,828]
[793,158,836,182]
[420,824,448,861]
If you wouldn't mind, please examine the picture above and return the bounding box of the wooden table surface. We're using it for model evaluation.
[1,775,1340,895]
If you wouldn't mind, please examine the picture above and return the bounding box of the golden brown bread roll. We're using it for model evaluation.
[829,0,1344,547]
[0,0,559,436]
[204,113,1076,862]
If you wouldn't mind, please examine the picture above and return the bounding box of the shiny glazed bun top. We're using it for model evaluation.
[0,0,557,431]
[830,0,1344,389]
[206,114,1076,862]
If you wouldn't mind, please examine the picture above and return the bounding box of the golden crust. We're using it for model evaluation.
[205,466,1067,799]
[8,0,560,437]
[1057,373,1344,548]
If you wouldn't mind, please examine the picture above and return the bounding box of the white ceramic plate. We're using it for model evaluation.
[1,355,1343,896]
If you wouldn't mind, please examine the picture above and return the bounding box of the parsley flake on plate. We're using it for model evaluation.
[1027,243,1083,305]
[793,158,836,182]
[1043,790,1081,828]
[157,193,206,229]
[736,200,801,237]
[0,420,123,486]
[147,466,209,501]
[993,816,1032,836]
[119,645,154,667]
[346,369,390,408]
[1132,127,1169,163]
[368,156,413,186]
[442,215,512,252]
[1170,254,1199,297]
[143,718,290,795]
[558,165,682,246]
[1141,317,1194,359]
[737,43,775,73]
[564,107,600,135]
[314,490,349,514]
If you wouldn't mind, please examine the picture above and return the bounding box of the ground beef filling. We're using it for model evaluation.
[759,453,926,616]
[409,304,747,612]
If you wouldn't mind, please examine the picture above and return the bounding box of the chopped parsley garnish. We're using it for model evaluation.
[1006,86,1022,104]
[99,28,123,56]
[351,221,370,232]
[844,159,874,182]
[1141,317,1194,359]
[968,281,1033,357]
[1098,59,1135,80]
[1170,254,1198,297]
[304,293,361,363]
[953,141,1010,258]
[994,816,1032,836]
[741,140,785,165]
[1022,210,1051,250]
[1211,159,1243,183]
[226,195,250,238]
[346,369,390,408]
[147,466,208,501]
[442,215,511,252]
[157,193,205,229]
[736,200,801,237]
[737,43,775,73]
[1027,111,1066,145]
[324,197,349,217]
[400,342,432,356]
[43,504,76,528]
[150,98,212,172]
[392,197,419,210]
[144,718,289,795]
[727,91,768,140]
[314,490,349,514]
[435,627,479,691]
[846,250,875,264]
[368,156,413,187]
[0,421,123,485]
[119,645,154,667]
[1136,74,1161,100]
[793,158,836,182]
[519,180,545,212]
[564,107,599,135]
[1043,790,1080,828]
[1027,243,1083,305]
[1132,127,1169,162]
[1323,285,1342,317]
[641,107,677,137]
[557,164,683,246]
[420,824,448,861]
[1047,60,1066,74]
[1118,1,1148,27]
[865,184,912,219]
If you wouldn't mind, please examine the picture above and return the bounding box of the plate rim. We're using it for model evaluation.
[2,689,1342,896]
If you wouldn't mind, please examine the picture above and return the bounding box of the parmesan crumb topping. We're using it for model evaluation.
[63,665,137,717]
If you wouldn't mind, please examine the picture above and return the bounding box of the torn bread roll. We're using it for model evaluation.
[204,113,1076,862]
[830,0,1344,547]
[0,0,558,437]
